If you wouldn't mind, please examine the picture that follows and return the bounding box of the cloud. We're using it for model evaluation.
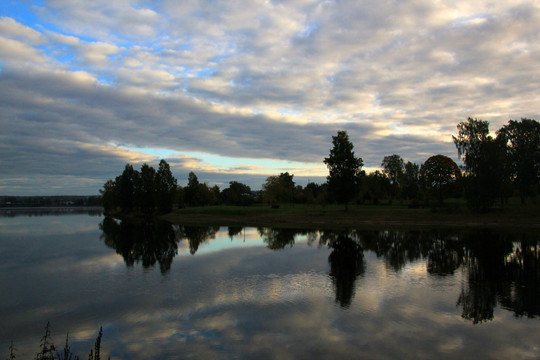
[0,16,46,44]
[1,1,540,194]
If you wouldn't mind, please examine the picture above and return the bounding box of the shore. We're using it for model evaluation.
[162,203,540,230]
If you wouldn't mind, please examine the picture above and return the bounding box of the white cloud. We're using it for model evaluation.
[1,1,540,193]
[0,16,46,44]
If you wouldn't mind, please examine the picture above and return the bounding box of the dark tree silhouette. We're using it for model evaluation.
[221,181,253,205]
[135,163,156,213]
[420,154,461,203]
[453,118,508,210]
[381,154,404,200]
[100,179,117,213]
[183,172,217,206]
[100,160,178,214]
[324,130,363,210]
[262,172,295,204]
[155,159,177,213]
[402,161,420,200]
[116,164,137,213]
[497,118,540,204]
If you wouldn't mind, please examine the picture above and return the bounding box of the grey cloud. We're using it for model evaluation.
[2,1,540,194]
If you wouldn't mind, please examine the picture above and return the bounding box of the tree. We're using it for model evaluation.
[324,130,363,210]
[221,181,253,205]
[100,179,118,213]
[262,172,296,204]
[116,164,137,213]
[155,159,177,213]
[420,155,461,203]
[453,118,508,210]
[135,163,156,213]
[402,161,420,200]
[184,172,216,206]
[36,321,55,360]
[497,118,540,204]
[184,172,200,206]
[452,117,490,176]
[362,170,391,204]
[381,154,405,200]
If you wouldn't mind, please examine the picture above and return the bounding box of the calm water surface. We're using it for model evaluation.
[0,211,539,359]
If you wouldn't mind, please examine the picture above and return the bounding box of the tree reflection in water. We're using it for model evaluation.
[99,219,540,321]
[321,232,365,308]
[174,225,219,255]
[99,217,219,272]
[99,217,178,274]
[458,231,540,323]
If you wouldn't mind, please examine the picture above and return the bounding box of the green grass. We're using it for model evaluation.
[161,199,540,230]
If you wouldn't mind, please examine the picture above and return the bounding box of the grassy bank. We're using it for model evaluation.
[162,199,540,230]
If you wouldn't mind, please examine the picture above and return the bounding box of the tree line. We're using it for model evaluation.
[101,117,540,213]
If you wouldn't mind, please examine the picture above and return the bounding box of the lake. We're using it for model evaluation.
[0,210,539,359]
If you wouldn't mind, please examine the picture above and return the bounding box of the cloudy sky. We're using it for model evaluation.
[1,0,539,195]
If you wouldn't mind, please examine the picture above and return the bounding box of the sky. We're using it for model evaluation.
[1,0,539,195]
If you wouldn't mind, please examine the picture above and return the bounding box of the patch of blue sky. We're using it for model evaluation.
[195,68,215,78]
[277,107,301,116]
[451,13,488,27]
[297,22,318,38]
[0,1,42,24]
[37,43,75,65]
[173,67,215,79]
[210,54,227,63]
[182,151,320,172]
[2,1,104,45]
[391,123,407,134]
[123,146,180,159]
[179,43,193,51]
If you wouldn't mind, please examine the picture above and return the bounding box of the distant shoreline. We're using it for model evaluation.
[0,206,103,215]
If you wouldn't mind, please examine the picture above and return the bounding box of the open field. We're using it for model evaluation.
[162,199,540,230]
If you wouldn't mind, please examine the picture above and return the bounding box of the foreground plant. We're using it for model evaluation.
[4,323,107,360]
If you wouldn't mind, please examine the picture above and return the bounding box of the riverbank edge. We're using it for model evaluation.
[160,204,540,231]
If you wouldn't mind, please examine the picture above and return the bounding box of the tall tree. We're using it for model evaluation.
[402,161,420,200]
[452,117,490,176]
[184,172,200,206]
[453,118,507,210]
[324,130,363,210]
[100,179,118,213]
[381,154,405,200]
[497,118,540,204]
[184,172,215,206]
[116,164,137,213]
[135,163,156,213]
[155,159,177,213]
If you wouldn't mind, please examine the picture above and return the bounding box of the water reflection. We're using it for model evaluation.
[175,224,220,254]
[322,232,365,308]
[3,214,540,359]
[99,218,540,321]
[99,218,221,272]
[100,217,179,273]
